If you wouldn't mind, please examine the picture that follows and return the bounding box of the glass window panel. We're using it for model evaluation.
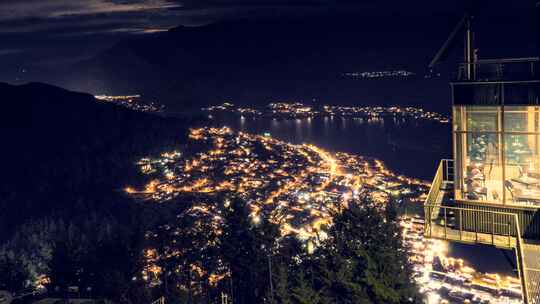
[504,133,540,206]
[453,105,540,206]
[453,106,462,132]
[505,106,529,111]
[461,132,503,203]
[503,106,538,133]
[466,110,498,132]
[504,112,528,132]
[534,108,540,132]
[467,106,500,112]
[455,132,464,200]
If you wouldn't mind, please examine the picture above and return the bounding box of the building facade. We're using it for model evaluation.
[424,25,540,304]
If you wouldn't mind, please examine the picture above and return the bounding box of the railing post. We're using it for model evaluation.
[459,209,463,241]
[513,215,529,304]
[508,216,511,248]
[424,206,428,236]
[474,210,478,242]
[443,160,448,182]
[428,206,432,237]
[444,208,447,239]
[491,212,495,245]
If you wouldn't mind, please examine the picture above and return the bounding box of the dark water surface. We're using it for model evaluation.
[213,115,451,180]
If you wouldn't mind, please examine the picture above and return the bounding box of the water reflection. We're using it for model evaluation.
[211,115,451,180]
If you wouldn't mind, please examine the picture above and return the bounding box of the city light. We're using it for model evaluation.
[95,94,165,113]
[129,127,434,287]
[129,128,523,302]
[401,216,522,303]
[203,102,449,123]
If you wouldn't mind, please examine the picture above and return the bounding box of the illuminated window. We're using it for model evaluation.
[454,105,540,206]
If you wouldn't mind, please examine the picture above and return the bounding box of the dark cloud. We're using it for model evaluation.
[0,0,535,77]
[0,0,180,20]
[0,0,465,35]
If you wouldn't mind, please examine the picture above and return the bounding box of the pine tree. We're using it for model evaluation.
[327,198,418,303]
[291,269,321,304]
[220,198,278,304]
[0,253,29,292]
[270,262,292,304]
[48,240,78,292]
[287,196,419,304]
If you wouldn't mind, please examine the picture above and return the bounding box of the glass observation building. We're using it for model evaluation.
[453,71,540,206]
[423,6,540,303]
[426,60,540,304]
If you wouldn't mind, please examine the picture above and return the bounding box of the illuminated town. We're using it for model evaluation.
[204,102,450,123]
[127,127,522,303]
[95,94,165,113]
[401,217,522,304]
[343,70,415,79]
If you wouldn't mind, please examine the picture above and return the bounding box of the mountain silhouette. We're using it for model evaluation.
[48,16,449,113]
[0,82,196,238]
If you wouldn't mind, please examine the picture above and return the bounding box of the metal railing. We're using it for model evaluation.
[424,204,518,248]
[422,161,540,302]
[424,204,530,302]
[522,244,540,304]
[441,158,454,187]
[457,57,539,82]
[424,161,443,205]
[425,159,454,197]
[424,159,454,219]
[151,296,165,304]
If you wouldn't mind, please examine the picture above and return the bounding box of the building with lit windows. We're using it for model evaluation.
[453,63,540,206]
[424,4,540,303]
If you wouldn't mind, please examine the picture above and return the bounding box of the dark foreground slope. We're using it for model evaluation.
[0,82,199,301]
[0,82,198,234]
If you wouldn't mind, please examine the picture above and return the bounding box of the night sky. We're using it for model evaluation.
[0,0,536,85]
